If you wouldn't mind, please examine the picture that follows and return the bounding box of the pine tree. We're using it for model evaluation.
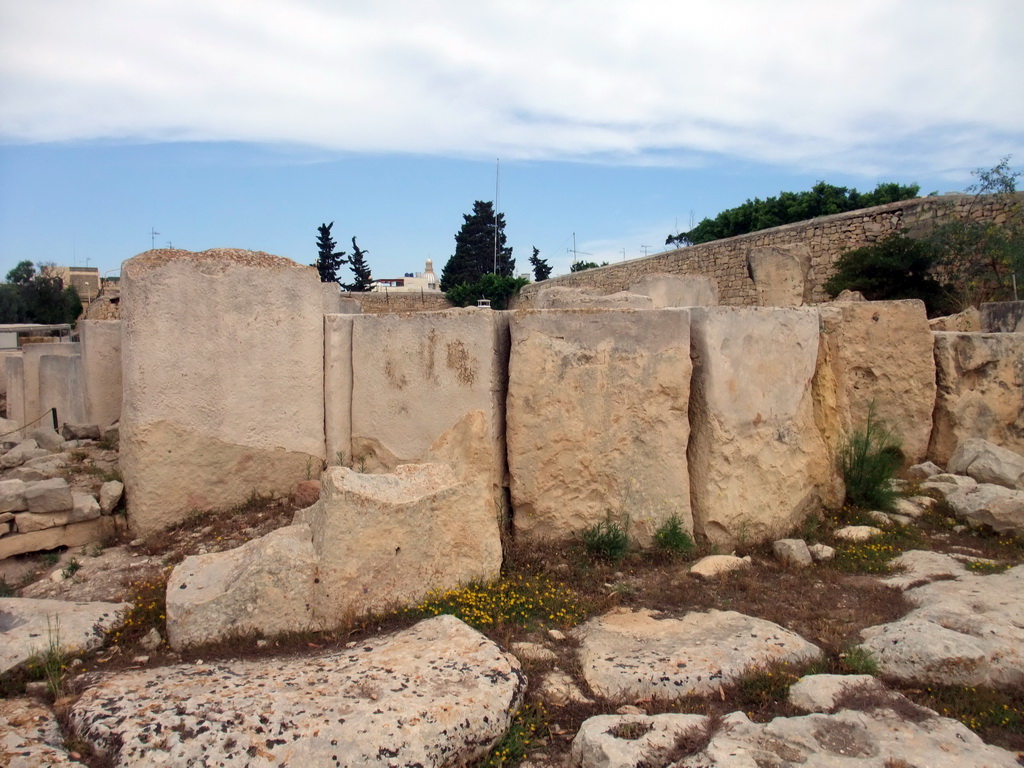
[528,246,551,281]
[440,201,514,291]
[314,222,346,283]
[342,237,375,292]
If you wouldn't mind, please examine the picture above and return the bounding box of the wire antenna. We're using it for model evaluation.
[150,228,160,249]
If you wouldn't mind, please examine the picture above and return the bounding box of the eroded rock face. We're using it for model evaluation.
[0,698,83,768]
[628,274,718,308]
[70,615,525,767]
[929,332,1024,466]
[508,310,691,545]
[165,412,502,648]
[120,248,326,536]
[688,307,829,546]
[859,564,1024,687]
[815,300,936,465]
[571,608,820,700]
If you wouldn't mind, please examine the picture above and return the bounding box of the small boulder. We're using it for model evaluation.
[99,481,124,515]
[948,438,1024,490]
[28,427,64,453]
[69,492,102,523]
[834,525,883,541]
[689,554,751,579]
[808,543,835,562]
[945,483,1024,538]
[906,461,944,482]
[1,440,41,468]
[60,423,101,441]
[24,478,73,515]
[773,538,812,568]
[788,673,884,713]
[0,479,27,513]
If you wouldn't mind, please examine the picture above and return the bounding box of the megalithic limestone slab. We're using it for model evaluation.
[929,332,1024,466]
[324,314,354,464]
[688,307,829,546]
[120,249,326,536]
[78,320,122,428]
[815,300,936,465]
[349,308,509,495]
[507,309,692,545]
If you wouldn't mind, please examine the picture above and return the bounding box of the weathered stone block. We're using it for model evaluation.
[980,300,1024,332]
[78,320,122,428]
[120,249,326,536]
[815,300,936,465]
[0,479,27,513]
[507,309,691,545]
[24,478,73,515]
[629,274,718,307]
[929,332,1024,465]
[324,314,354,464]
[746,243,811,306]
[688,307,829,546]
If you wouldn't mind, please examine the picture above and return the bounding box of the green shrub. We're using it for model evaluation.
[840,645,880,675]
[654,515,695,554]
[581,518,630,562]
[838,407,903,512]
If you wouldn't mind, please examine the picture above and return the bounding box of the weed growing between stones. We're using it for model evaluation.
[61,558,82,579]
[479,702,549,767]
[910,684,1024,750]
[405,573,584,632]
[26,616,69,699]
[654,514,695,555]
[0,575,12,597]
[838,645,879,676]
[580,518,630,563]
[965,560,1012,574]
[735,662,802,712]
[607,720,654,739]
[837,406,903,511]
[110,569,170,647]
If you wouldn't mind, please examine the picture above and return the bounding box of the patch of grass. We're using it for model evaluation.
[479,702,548,767]
[406,573,584,633]
[61,557,82,579]
[734,662,802,712]
[607,720,653,740]
[581,518,630,563]
[964,560,1011,574]
[660,713,723,762]
[829,510,922,574]
[838,645,879,676]
[654,514,694,555]
[26,616,69,699]
[41,551,61,567]
[837,406,903,512]
[0,576,13,597]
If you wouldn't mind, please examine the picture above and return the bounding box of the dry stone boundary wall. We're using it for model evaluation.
[516,194,1023,308]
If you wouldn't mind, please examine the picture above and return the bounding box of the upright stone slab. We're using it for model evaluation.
[815,300,936,464]
[930,332,1024,466]
[980,300,1024,332]
[350,308,508,493]
[507,309,691,545]
[4,355,24,425]
[78,320,122,428]
[689,307,829,546]
[629,274,718,308]
[746,244,812,306]
[324,314,354,464]
[120,249,326,535]
[0,349,19,396]
[38,353,86,426]
[22,343,79,426]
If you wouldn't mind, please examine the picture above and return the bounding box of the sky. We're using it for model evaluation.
[1,1,1022,283]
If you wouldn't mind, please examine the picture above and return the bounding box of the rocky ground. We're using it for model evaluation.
[1,442,1023,766]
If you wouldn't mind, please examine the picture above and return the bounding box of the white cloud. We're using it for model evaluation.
[1,0,1021,174]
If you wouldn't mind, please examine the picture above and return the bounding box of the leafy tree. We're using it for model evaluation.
[342,237,374,292]
[528,247,551,282]
[928,156,1024,307]
[440,201,514,291]
[314,222,346,283]
[0,261,82,325]
[824,233,953,317]
[667,181,921,246]
[570,260,608,272]
[445,274,528,310]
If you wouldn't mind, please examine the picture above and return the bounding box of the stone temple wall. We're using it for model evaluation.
[515,194,1023,308]
[19,247,1024,553]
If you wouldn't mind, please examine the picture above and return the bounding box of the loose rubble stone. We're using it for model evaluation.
[808,543,835,561]
[24,478,73,515]
[69,492,101,524]
[689,554,751,579]
[570,713,707,768]
[948,437,1024,490]
[773,538,813,567]
[28,427,64,452]
[0,479,27,513]
[1,440,43,468]
[906,461,943,482]
[60,423,101,441]
[834,525,882,541]
[859,564,1024,687]
[572,608,820,700]
[70,615,525,767]
[98,480,123,514]
[944,482,1024,538]
[0,597,132,675]
[539,669,593,706]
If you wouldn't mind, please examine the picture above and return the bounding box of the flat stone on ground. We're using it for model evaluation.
[69,615,524,767]
[0,698,84,767]
[571,608,820,700]
[0,597,132,675]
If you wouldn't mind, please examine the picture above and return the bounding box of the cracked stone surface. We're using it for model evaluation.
[571,608,820,700]
[68,615,525,766]
[1,698,85,767]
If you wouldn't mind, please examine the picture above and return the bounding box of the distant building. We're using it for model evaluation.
[373,259,440,293]
[39,266,102,300]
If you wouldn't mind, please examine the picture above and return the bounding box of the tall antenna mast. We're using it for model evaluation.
[493,158,500,274]
[150,227,160,250]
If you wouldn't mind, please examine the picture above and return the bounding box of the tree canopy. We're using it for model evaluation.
[314,222,347,283]
[440,201,514,291]
[342,237,374,292]
[0,261,83,325]
[528,247,551,282]
[667,181,921,246]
